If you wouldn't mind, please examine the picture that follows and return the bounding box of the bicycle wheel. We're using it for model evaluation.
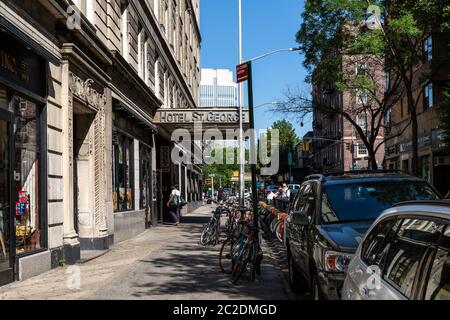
[200,222,214,246]
[219,238,235,274]
[231,242,250,284]
[275,221,284,243]
[270,218,278,234]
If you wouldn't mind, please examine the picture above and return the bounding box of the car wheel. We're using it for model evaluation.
[287,250,304,293]
[312,272,324,300]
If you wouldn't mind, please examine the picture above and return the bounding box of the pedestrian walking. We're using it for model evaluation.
[167,185,181,226]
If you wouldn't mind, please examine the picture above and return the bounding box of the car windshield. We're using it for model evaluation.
[321,180,440,224]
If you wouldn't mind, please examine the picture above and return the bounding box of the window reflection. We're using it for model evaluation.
[426,227,450,300]
[112,128,134,212]
[14,96,41,254]
[383,219,442,299]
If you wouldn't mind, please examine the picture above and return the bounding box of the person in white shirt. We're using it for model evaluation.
[280,183,291,211]
[167,185,181,226]
[267,191,275,204]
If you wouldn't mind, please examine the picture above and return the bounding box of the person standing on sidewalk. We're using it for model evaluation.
[279,183,291,211]
[167,185,181,226]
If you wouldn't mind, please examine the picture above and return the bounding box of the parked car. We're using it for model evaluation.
[288,184,301,192]
[342,200,450,300]
[285,172,441,300]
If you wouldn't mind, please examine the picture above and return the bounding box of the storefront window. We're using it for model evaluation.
[420,156,431,183]
[13,96,41,254]
[0,115,10,266]
[112,128,134,212]
[0,87,9,111]
[140,144,152,210]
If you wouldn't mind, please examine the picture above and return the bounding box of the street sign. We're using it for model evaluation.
[288,152,293,166]
[236,62,249,83]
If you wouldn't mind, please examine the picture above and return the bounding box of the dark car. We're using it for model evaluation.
[285,172,441,300]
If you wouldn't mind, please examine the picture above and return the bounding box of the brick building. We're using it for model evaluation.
[311,54,386,173]
[384,31,450,195]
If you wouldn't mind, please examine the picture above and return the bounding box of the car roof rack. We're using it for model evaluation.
[304,170,411,182]
[393,200,450,209]
[324,169,409,176]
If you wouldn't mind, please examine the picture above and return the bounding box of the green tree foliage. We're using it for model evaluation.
[268,120,300,178]
[271,120,300,147]
[291,0,450,174]
[202,147,251,188]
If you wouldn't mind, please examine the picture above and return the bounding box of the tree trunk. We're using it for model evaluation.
[407,91,420,177]
[368,147,379,171]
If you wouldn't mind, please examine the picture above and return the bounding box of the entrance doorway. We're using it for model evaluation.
[0,111,13,285]
[73,107,95,234]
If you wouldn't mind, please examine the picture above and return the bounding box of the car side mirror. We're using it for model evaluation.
[292,211,309,226]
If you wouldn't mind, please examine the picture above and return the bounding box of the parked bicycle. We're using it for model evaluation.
[218,204,264,284]
[199,201,231,246]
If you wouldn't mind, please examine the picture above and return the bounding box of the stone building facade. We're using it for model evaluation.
[0,0,202,286]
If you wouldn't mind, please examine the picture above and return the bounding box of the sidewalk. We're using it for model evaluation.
[0,205,300,300]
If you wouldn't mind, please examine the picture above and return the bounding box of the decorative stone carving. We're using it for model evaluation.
[69,72,107,110]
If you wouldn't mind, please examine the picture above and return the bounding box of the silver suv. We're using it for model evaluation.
[342,201,450,300]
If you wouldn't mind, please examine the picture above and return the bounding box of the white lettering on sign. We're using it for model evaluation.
[156,110,247,124]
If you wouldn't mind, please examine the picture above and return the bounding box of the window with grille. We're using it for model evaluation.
[423,35,433,62]
[424,83,434,109]
[357,143,368,157]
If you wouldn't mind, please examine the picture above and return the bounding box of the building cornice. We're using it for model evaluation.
[186,0,202,43]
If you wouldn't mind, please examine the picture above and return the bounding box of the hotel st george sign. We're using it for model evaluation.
[154,108,250,129]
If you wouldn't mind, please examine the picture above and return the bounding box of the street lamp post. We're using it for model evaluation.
[238,47,301,241]
[238,0,245,206]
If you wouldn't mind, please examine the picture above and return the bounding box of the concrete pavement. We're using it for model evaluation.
[0,205,302,300]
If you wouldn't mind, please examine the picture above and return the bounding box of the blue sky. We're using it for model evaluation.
[200,0,312,138]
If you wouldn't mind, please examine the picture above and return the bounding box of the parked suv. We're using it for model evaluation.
[285,172,440,300]
[343,201,450,300]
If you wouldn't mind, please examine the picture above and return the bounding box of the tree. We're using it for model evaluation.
[277,0,450,174]
[271,120,300,147]
[268,120,300,179]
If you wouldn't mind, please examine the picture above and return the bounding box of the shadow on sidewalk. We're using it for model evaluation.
[126,218,294,300]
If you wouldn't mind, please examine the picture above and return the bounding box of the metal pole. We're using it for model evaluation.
[289,147,293,183]
[247,61,259,236]
[238,0,245,206]
[211,175,214,202]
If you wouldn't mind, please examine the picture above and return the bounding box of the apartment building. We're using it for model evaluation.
[311,54,386,173]
[384,31,450,195]
[0,0,201,286]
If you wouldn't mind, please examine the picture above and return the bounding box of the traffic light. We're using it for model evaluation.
[301,142,309,152]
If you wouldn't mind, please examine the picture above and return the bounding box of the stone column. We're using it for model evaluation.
[61,57,80,257]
